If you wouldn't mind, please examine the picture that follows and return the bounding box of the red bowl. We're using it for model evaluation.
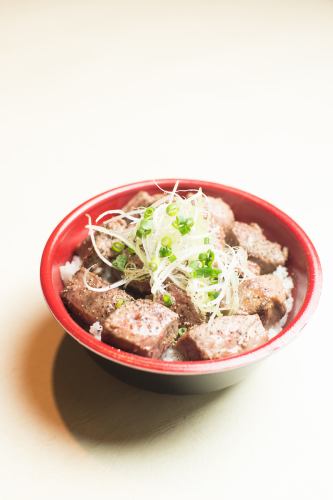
[40,179,322,393]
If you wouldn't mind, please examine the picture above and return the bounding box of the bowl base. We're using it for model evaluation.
[90,352,252,394]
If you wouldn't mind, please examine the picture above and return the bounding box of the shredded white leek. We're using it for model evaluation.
[84,183,253,320]
[83,265,127,292]
[96,209,141,224]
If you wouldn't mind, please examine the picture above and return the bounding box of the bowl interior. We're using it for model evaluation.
[42,179,320,374]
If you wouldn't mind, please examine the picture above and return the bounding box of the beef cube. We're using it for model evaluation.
[209,221,226,249]
[227,222,288,273]
[61,268,132,326]
[125,254,151,296]
[109,253,151,296]
[104,218,128,231]
[102,299,179,358]
[127,277,151,296]
[76,218,127,278]
[76,237,94,264]
[77,232,114,269]
[76,218,127,265]
[122,191,164,212]
[247,261,261,276]
[186,194,233,245]
[156,283,205,327]
[176,314,267,360]
[238,260,261,278]
[206,196,235,235]
[238,274,287,327]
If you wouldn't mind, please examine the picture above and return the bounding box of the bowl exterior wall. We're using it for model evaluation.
[91,349,257,394]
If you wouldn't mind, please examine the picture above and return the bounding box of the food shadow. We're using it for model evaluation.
[52,334,224,445]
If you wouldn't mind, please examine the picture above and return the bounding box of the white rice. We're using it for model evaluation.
[161,346,185,361]
[60,255,82,284]
[268,265,294,338]
[273,265,294,295]
[89,321,103,340]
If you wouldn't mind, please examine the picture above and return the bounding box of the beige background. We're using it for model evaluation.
[0,1,332,499]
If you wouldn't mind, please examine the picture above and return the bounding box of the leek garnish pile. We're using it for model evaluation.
[85,183,252,323]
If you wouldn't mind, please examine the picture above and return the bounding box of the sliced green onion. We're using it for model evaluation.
[177,327,187,337]
[127,247,136,254]
[204,237,210,244]
[185,217,194,229]
[172,216,194,235]
[192,267,221,279]
[136,218,153,238]
[208,291,219,300]
[144,207,155,219]
[163,294,173,307]
[112,254,127,271]
[111,241,125,253]
[190,260,203,270]
[115,299,125,308]
[166,203,179,216]
[159,246,172,258]
[168,254,176,263]
[207,249,214,264]
[161,236,172,247]
[198,252,208,262]
[198,249,214,266]
[149,258,159,271]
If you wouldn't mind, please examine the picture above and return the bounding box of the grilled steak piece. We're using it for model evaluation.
[227,222,288,273]
[76,218,127,272]
[127,278,151,296]
[176,314,267,360]
[238,260,261,278]
[247,261,261,276]
[156,283,205,327]
[122,191,164,212]
[61,268,132,326]
[238,274,287,327]
[102,299,179,358]
[215,225,226,248]
[125,254,151,296]
[206,196,235,236]
[186,194,234,245]
[109,253,151,297]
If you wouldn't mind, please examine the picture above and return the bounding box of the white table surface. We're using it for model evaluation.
[0,1,332,499]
